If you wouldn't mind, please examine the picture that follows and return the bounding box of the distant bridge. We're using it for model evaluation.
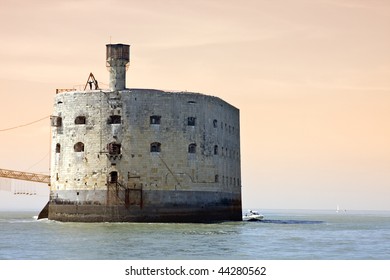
[0,168,50,185]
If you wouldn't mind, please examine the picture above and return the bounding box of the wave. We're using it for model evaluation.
[257,219,324,225]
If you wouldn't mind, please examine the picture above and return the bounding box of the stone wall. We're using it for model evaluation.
[50,88,241,217]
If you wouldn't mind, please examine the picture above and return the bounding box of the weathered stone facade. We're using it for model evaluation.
[42,43,242,222]
[48,88,242,222]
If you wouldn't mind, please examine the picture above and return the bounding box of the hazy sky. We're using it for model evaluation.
[1,0,389,211]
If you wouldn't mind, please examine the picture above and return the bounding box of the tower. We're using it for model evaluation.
[106,44,130,91]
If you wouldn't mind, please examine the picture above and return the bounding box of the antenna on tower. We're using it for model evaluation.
[84,73,99,91]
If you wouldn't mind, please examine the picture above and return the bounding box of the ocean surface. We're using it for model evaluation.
[1,209,389,260]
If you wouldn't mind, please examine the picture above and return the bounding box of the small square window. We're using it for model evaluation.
[187,117,196,126]
[150,115,161,125]
[108,142,121,155]
[151,142,161,152]
[107,115,121,124]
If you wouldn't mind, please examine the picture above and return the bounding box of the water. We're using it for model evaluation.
[1,209,389,260]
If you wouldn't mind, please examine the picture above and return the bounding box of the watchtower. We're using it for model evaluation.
[106,44,130,91]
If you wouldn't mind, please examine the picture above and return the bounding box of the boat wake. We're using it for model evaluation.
[256,219,324,225]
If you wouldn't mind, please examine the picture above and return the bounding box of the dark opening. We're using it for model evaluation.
[75,116,86,125]
[74,142,84,152]
[150,142,161,153]
[109,171,118,183]
[56,143,61,153]
[150,115,161,125]
[108,142,121,155]
[125,188,130,207]
[213,119,218,128]
[107,115,121,124]
[187,117,196,126]
[51,116,62,127]
[188,143,196,154]
[214,145,218,155]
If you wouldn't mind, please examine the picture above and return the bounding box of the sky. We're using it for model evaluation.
[0,0,389,211]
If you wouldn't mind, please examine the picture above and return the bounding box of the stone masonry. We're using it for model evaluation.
[42,44,242,222]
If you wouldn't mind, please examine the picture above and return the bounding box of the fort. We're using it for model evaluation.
[40,44,242,222]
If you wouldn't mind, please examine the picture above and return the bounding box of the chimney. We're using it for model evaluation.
[106,44,130,91]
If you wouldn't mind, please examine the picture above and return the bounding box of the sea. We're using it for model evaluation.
[1,209,389,260]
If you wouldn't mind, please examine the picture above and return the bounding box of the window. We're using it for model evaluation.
[150,142,161,153]
[214,145,218,155]
[187,117,196,126]
[150,115,161,125]
[56,143,61,153]
[215,175,219,183]
[50,116,62,127]
[213,119,218,128]
[74,142,84,152]
[107,115,121,124]
[188,143,196,154]
[109,171,118,183]
[108,142,121,155]
[75,116,86,125]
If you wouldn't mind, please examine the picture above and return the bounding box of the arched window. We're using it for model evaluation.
[214,145,218,155]
[75,116,86,125]
[56,143,61,153]
[188,143,196,153]
[213,119,218,128]
[150,142,161,153]
[74,142,84,152]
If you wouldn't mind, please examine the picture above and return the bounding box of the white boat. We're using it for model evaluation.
[242,210,264,221]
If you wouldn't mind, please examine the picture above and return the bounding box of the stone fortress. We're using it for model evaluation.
[43,44,242,222]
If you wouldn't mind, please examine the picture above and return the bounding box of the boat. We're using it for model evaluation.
[242,210,264,221]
